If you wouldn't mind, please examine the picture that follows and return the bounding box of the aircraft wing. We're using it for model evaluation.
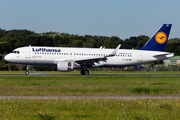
[73,56,107,65]
[73,44,121,65]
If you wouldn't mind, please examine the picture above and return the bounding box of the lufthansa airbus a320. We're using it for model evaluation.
[4,24,174,75]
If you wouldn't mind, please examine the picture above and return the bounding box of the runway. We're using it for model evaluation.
[0,96,180,100]
[0,73,180,76]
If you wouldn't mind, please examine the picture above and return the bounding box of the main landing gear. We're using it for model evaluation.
[81,69,90,75]
[25,65,29,75]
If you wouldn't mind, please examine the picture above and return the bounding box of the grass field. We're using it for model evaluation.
[0,99,180,120]
[0,75,180,96]
[0,73,180,119]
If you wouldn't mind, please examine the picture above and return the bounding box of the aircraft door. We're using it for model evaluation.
[137,52,142,62]
[25,47,31,58]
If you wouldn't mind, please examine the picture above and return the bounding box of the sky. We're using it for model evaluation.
[0,0,179,40]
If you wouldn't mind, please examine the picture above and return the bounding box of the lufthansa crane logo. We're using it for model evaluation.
[155,32,167,44]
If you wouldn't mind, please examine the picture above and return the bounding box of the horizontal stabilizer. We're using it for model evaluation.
[153,53,174,58]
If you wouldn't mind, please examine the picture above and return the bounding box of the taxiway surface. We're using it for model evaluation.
[0,74,180,76]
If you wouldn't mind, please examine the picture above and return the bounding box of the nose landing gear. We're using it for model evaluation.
[25,65,29,75]
[25,71,29,75]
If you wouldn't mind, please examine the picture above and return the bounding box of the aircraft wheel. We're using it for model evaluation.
[84,70,89,75]
[25,71,29,75]
[81,70,85,75]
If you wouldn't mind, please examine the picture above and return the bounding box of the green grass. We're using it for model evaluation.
[0,99,180,120]
[0,76,180,96]
[0,75,180,119]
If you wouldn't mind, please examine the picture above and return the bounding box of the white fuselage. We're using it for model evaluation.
[4,46,174,68]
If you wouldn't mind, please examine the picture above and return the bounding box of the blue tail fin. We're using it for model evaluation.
[139,24,172,51]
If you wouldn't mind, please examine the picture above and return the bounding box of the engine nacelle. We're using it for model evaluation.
[57,62,74,72]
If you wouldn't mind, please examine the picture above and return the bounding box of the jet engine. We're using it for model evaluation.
[57,62,74,72]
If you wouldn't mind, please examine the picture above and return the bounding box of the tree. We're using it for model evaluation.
[136,35,149,49]
[72,40,83,47]
[23,35,53,46]
[103,39,113,48]
[166,38,180,55]
[124,37,138,49]
[9,29,35,42]
[0,28,7,39]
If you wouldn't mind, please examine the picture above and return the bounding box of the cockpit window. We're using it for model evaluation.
[11,51,15,53]
[11,51,20,54]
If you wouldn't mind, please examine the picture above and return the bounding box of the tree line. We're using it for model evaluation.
[0,28,179,71]
[0,28,179,55]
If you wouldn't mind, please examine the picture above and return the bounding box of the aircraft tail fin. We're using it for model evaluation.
[139,24,172,52]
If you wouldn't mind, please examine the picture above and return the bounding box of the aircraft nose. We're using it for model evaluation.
[4,54,11,62]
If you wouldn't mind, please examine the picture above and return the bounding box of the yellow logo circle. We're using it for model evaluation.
[155,32,167,44]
